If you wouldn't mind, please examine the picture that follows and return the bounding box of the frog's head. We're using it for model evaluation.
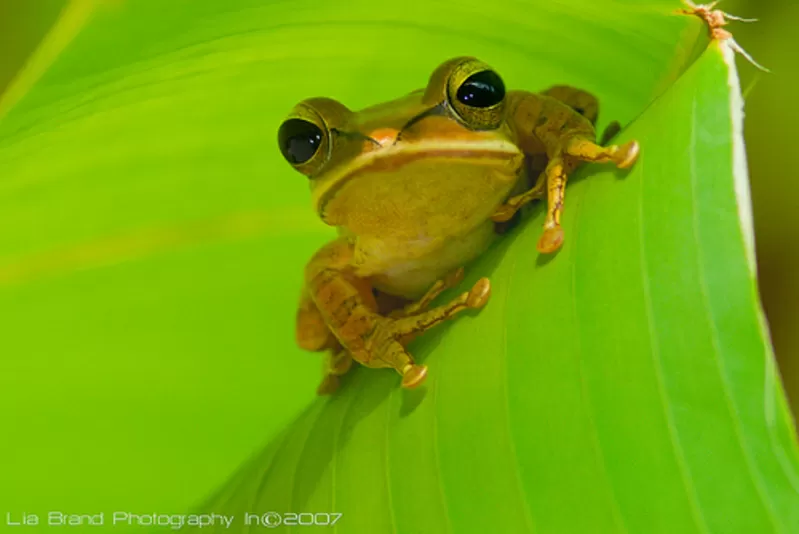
[277,57,523,224]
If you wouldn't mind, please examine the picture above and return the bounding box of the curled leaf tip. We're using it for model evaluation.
[680,0,770,72]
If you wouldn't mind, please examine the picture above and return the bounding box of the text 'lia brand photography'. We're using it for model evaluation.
[4,511,344,529]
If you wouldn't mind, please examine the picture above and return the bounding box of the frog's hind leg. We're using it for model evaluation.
[297,285,352,395]
[369,277,491,388]
[306,238,493,390]
[316,267,477,394]
[307,242,492,389]
[296,285,337,352]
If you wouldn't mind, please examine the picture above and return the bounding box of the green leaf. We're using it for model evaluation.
[0,1,797,534]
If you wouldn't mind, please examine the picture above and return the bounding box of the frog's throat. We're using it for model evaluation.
[312,138,523,218]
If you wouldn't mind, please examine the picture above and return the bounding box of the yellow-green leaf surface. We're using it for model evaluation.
[1,1,797,533]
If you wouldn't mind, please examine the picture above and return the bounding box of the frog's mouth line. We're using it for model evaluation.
[312,139,523,221]
[392,102,448,144]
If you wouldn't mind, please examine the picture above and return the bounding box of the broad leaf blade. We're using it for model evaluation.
[188,25,799,534]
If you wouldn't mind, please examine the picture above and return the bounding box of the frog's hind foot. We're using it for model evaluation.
[305,241,491,391]
[368,277,491,389]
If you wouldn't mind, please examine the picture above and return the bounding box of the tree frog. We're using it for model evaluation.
[278,57,639,394]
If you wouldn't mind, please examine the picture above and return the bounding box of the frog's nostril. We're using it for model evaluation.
[367,128,400,146]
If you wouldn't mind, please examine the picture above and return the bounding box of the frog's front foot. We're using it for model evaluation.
[364,276,491,389]
[536,137,640,254]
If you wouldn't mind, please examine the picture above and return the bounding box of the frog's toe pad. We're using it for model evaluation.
[537,226,565,254]
[467,278,492,308]
[401,364,428,389]
[616,140,640,169]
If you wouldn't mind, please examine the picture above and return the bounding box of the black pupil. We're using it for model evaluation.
[456,70,505,108]
[278,119,323,165]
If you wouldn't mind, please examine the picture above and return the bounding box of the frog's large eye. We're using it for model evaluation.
[456,70,505,108]
[278,98,350,177]
[278,118,324,166]
[447,59,506,130]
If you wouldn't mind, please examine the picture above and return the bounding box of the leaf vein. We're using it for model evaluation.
[571,178,629,534]
[501,249,536,534]
[432,374,454,534]
[688,93,783,533]
[637,152,710,534]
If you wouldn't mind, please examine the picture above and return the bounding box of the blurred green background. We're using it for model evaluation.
[2,0,794,424]
[723,0,799,419]
[0,0,796,527]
